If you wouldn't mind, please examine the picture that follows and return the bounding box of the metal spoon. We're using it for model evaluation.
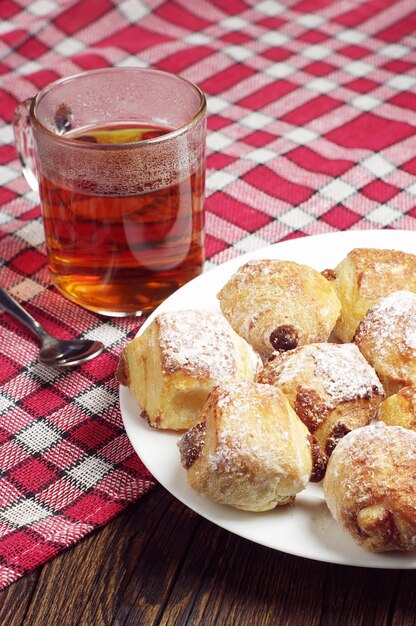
[0,287,105,368]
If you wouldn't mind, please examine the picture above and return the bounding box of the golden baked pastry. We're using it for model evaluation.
[353,290,416,396]
[378,385,416,431]
[257,343,384,456]
[217,259,341,361]
[117,309,261,430]
[178,382,326,512]
[323,423,416,552]
[328,247,416,342]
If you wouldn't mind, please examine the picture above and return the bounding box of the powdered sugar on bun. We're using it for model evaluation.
[158,310,261,379]
[258,343,384,456]
[180,381,314,512]
[267,343,383,407]
[355,290,416,356]
[217,259,341,360]
[121,309,262,431]
[323,423,416,552]
[354,291,416,395]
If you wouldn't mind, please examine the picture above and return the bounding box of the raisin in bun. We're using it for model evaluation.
[257,343,384,457]
[378,385,416,431]
[117,310,261,430]
[323,423,416,552]
[354,290,416,396]
[178,382,326,512]
[217,259,341,361]
[329,248,416,343]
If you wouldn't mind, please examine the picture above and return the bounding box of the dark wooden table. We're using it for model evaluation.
[1,483,415,626]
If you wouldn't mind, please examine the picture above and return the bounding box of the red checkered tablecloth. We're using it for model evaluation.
[1,0,415,589]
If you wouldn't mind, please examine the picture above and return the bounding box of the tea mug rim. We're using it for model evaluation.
[29,67,207,149]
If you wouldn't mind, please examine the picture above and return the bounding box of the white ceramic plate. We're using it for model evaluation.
[120,229,416,569]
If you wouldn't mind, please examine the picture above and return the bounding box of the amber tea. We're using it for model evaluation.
[38,123,205,315]
[13,68,207,315]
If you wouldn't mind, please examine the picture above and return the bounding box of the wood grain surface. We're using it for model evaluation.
[1,484,415,626]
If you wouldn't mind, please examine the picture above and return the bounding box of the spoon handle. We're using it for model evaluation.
[0,287,47,341]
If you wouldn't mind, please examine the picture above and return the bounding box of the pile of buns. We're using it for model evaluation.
[117,247,416,553]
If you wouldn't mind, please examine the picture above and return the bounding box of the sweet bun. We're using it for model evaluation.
[217,259,341,361]
[178,382,325,512]
[117,309,261,430]
[257,343,384,457]
[329,248,416,342]
[378,386,416,431]
[323,423,416,552]
[353,290,416,396]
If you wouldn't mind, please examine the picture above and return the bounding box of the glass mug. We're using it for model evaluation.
[13,68,206,316]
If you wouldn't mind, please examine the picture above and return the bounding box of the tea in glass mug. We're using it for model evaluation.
[13,68,206,316]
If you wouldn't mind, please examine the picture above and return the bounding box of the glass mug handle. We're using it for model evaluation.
[12,97,39,193]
